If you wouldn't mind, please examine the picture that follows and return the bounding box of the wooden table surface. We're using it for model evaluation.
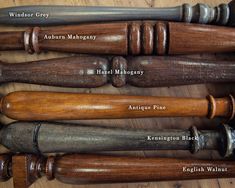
[0,0,234,188]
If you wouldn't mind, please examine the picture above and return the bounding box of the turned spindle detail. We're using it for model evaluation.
[12,155,44,188]
[0,2,233,26]
[1,121,235,156]
[1,154,235,188]
[182,3,229,25]
[0,56,234,88]
[24,22,170,55]
[2,21,235,55]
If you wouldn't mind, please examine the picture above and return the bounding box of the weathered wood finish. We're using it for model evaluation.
[2,154,235,188]
[1,21,235,55]
[0,1,234,188]
[0,56,109,88]
[1,121,232,156]
[126,56,235,87]
[0,56,234,88]
[0,91,234,121]
[1,122,235,157]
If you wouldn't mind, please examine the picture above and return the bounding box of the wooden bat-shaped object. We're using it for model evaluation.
[0,56,234,88]
[0,121,234,157]
[0,1,233,26]
[1,154,235,188]
[0,91,234,121]
[1,21,235,55]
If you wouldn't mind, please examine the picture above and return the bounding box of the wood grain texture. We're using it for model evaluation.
[0,56,110,88]
[0,56,234,88]
[0,91,233,120]
[38,23,128,55]
[6,154,235,186]
[0,0,234,188]
[168,22,235,54]
[50,154,235,184]
[126,56,235,87]
[2,21,235,55]
[12,155,39,188]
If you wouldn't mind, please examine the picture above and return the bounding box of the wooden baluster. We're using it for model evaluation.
[47,154,235,184]
[0,2,232,26]
[3,154,235,187]
[0,56,234,88]
[0,122,234,156]
[0,91,234,121]
[1,22,235,55]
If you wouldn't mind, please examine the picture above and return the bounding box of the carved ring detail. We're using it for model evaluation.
[207,95,216,119]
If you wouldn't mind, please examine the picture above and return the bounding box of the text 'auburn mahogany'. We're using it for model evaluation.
[1,154,235,188]
[0,91,234,121]
[1,21,235,55]
[0,56,234,88]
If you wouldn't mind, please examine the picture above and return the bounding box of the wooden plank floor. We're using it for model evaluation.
[0,0,234,188]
